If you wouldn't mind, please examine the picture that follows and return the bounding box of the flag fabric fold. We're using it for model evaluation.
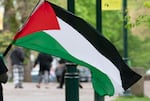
[0,55,8,75]
[12,1,141,96]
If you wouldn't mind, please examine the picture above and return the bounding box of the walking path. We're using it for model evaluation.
[144,81,150,97]
[2,81,150,101]
[2,82,116,101]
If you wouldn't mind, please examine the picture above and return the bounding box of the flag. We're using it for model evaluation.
[0,55,8,75]
[12,1,141,96]
[0,55,8,83]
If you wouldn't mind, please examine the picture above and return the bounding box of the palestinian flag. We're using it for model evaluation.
[12,1,141,96]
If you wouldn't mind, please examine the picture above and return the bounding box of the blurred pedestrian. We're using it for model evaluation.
[10,47,25,88]
[33,53,53,88]
[55,59,66,82]
[56,60,83,89]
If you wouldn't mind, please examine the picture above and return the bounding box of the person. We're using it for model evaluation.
[33,52,53,88]
[56,60,83,89]
[55,59,66,83]
[10,47,25,88]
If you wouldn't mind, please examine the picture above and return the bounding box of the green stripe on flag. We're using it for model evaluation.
[13,31,114,96]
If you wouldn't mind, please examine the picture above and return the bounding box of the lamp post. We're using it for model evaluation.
[67,0,75,13]
[65,63,79,101]
[95,0,104,101]
[65,1,79,101]
[123,0,132,96]
[123,0,128,64]
[96,0,102,33]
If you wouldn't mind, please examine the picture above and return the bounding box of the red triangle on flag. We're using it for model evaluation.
[14,2,60,40]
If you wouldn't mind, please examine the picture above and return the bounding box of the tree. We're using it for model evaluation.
[3,0,19,32]
[127,0,150,70]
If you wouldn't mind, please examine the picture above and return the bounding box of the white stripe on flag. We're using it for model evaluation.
[44,17,124,93]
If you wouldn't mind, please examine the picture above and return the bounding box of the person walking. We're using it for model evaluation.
[56,59,83,89]
[10,47,25,88]
[33,52,53,88]
[55,59,66,83]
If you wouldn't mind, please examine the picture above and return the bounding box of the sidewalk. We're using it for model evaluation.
[2,82,116,101]
[144,81,150,97]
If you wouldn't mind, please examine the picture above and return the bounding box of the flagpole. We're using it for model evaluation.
[3,44,12,57]
[95,0,104,101]
[65,63,79,101]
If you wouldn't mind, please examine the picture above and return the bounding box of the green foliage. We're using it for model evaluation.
[128,33,142,67]
[76,0,96,27]
[102,11,123,54]
[132,37,150,70]
[128,0,150,38]
[127,0,150,70]
[113,96,150,101]
[144,1,150,8]
[0,31,13,54]
[48,0,67,8]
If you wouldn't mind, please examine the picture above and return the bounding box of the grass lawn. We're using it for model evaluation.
[113,96,150,101]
